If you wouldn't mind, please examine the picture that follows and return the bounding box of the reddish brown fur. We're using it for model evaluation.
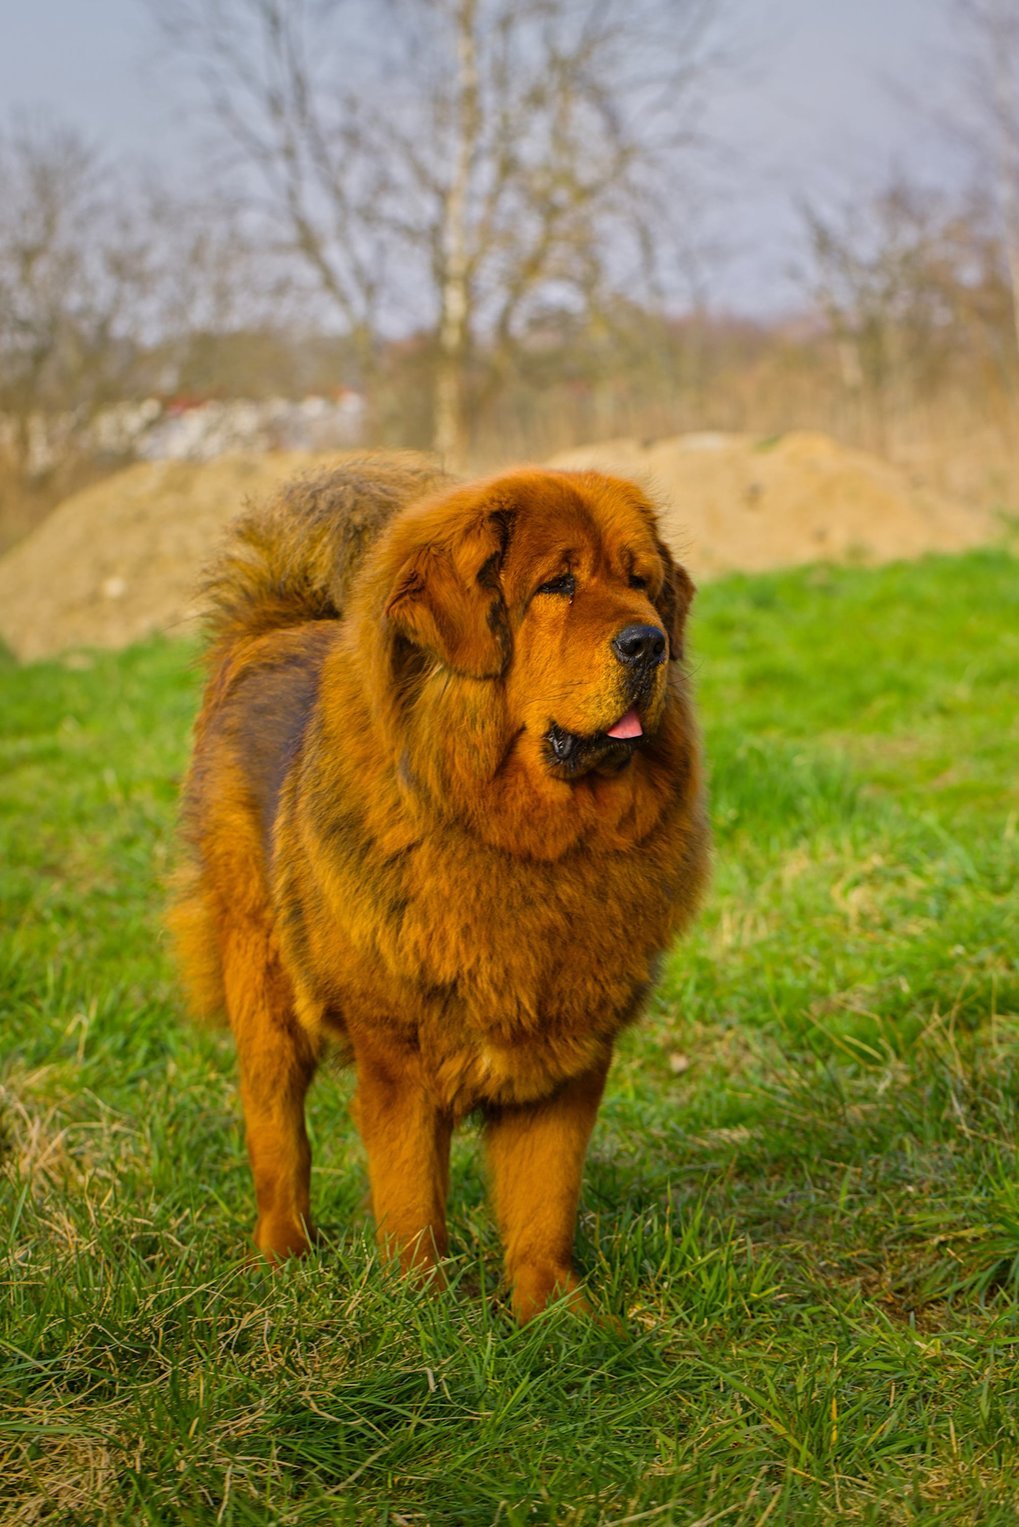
[171,453,709,1321]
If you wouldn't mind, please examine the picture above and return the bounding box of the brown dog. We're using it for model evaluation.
[171,454,708,1321]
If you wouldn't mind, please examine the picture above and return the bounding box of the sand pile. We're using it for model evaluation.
[0,432,1000,661]
[0,452,349,662]
[547,430,997,578]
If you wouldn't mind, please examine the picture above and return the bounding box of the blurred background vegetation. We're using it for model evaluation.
[1,0,1018,552]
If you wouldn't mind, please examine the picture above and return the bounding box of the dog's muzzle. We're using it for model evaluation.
[611,623,667,671]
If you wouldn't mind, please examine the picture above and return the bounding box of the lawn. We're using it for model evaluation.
[2,547,1018,1525]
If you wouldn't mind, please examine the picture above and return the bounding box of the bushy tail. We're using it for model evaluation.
[200,452,451,656]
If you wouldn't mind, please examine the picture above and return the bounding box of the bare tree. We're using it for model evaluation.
[954,0,1019,367]
[147,0,400,403]
[802,184,947,445]
[800,177,1017,450]
[140,185,290,396]
[0,121,151,474]
[147,0,724,462]
[0,114,280,498]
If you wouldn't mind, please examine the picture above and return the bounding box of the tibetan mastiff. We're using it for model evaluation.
[171,453,708,1321]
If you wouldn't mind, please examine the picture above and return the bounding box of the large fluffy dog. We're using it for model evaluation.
[172,454,708,1321]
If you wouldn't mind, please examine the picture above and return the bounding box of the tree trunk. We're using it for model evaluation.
[433,0,478,465]
[989,0,1019,377]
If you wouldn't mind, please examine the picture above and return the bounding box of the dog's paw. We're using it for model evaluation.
[253,1216,318,1262]
[510,1263,592,1324]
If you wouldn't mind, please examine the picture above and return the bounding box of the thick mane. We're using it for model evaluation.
[199,454,452,657]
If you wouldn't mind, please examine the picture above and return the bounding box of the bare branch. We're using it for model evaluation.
[145,0,728,453]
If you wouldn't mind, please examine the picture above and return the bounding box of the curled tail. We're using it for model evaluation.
[201,452,451,656]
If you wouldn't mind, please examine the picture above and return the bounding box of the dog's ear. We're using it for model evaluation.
[385,509,512,679]
[654,534,695,662]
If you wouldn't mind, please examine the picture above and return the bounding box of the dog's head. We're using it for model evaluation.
[360,467,695,849]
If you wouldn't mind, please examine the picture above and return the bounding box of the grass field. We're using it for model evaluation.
[2,547,1018,1525]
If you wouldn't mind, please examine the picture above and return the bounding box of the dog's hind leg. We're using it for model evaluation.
[222,924,320,1260]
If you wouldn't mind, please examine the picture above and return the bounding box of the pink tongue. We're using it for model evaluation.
[607,707,643,740]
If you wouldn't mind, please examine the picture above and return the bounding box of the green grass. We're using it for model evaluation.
[2,547,1019,1525]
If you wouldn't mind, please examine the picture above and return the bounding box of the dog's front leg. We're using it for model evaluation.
[352,1040,453,1279]
[483,1057,610,1323]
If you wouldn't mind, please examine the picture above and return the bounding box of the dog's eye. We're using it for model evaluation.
[535,573,576,598]
[629,574,649,591]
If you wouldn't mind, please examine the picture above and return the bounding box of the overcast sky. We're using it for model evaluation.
[0,0,969,315]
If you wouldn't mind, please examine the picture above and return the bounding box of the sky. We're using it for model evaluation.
[0,0,970,316]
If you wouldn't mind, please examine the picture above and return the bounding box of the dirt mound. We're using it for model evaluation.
[548,430,997,578]
[0,453,349,662]
[0,432,1000,661]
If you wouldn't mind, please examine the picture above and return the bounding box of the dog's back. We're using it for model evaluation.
[170,452,450,1021]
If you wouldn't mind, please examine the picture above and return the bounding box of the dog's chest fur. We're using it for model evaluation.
[281,797,704,1111]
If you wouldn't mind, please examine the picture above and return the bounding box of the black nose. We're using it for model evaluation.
[612,623,667,668]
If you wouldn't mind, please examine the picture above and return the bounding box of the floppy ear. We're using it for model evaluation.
[654,534,695,662]
[385,512,512,679]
